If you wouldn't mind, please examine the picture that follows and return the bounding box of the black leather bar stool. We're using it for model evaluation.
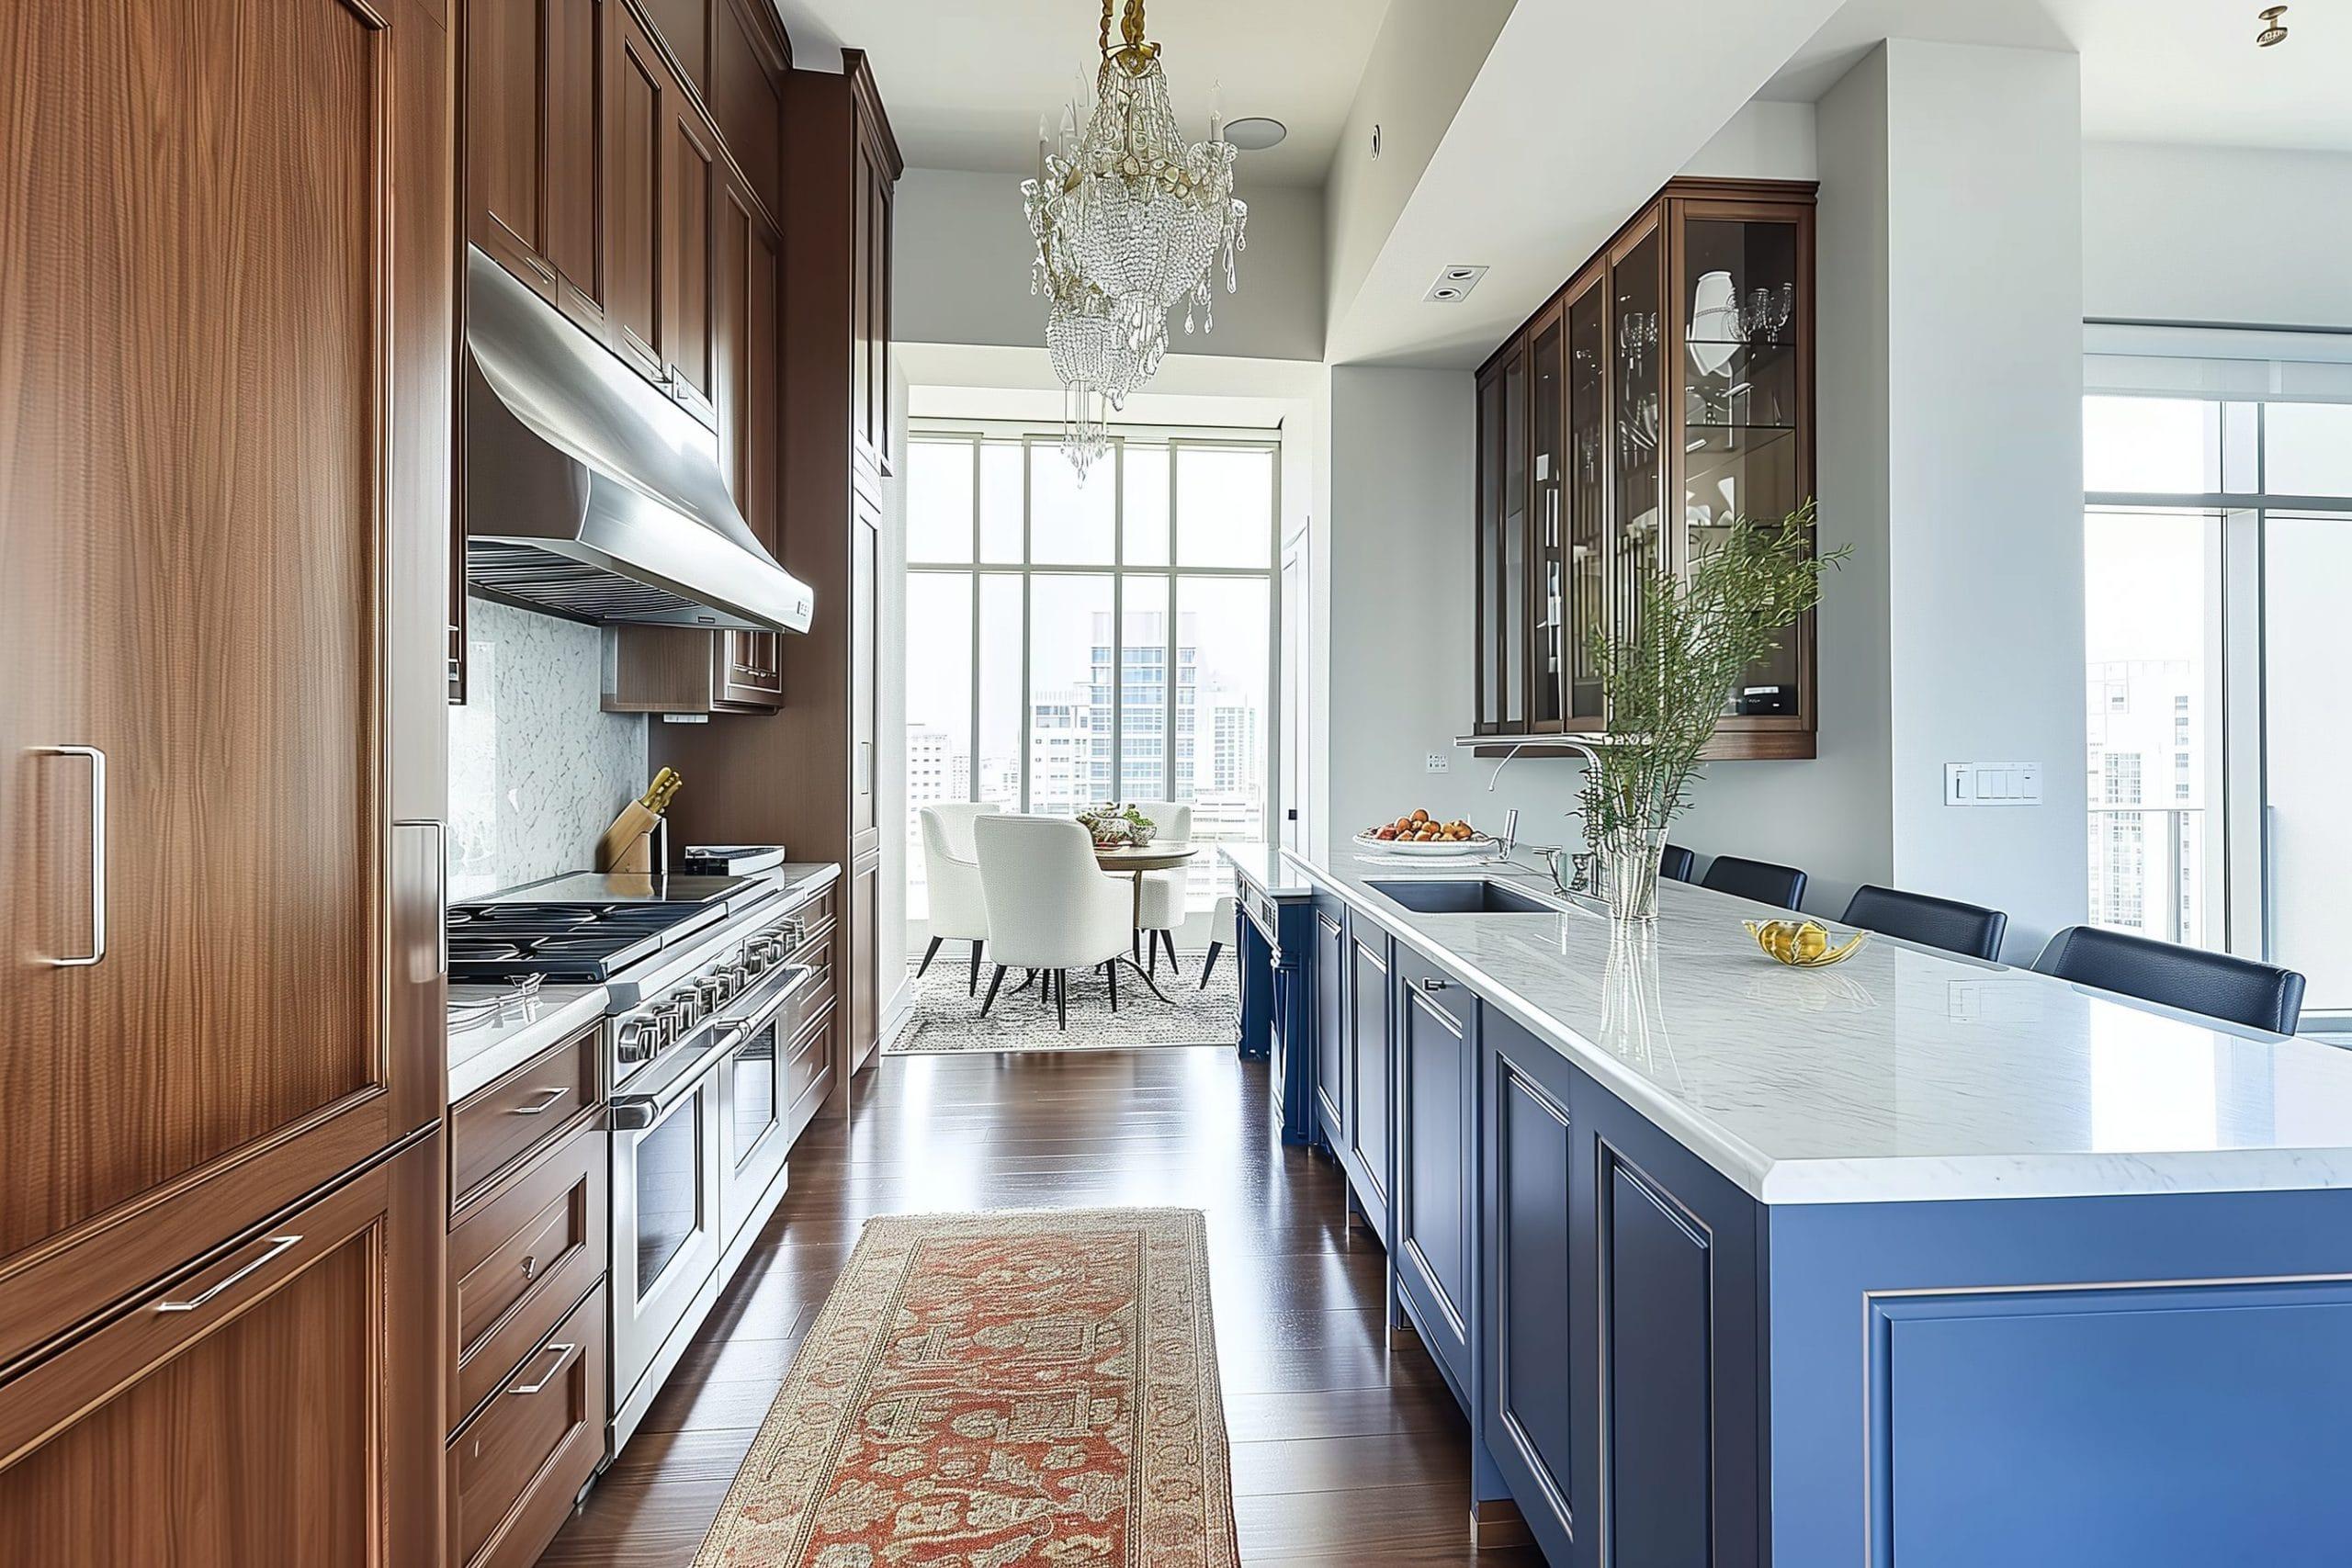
[1700,854,1807,910]
[1659,843,1697,883]
[2034,926,2307,1034]
[1841,886,2008,962]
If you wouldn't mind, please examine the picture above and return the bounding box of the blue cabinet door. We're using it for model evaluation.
[1394,946,1476,1399]
[1482,1008,1586,1566]
[1342,914,1392,1245]
[1311,897,1346,1151]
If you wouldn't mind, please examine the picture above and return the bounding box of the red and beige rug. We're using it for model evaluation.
[692,1208,1238,1568]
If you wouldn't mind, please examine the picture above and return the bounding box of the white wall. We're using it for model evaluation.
[1878,40,2086,955]
[876,355,912,1033]
[1323,366,1480,852]
[894,166,1328,362]
[2084,141,2352,331]
[1681,99,1819,181]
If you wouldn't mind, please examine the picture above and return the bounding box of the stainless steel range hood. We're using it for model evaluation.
[461,247,812,634]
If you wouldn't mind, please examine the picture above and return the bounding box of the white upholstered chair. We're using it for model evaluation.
[1201,894,1238,988]
[917,803,1001,994]
[1125,799,1192,976]
[972,814,1133,1031]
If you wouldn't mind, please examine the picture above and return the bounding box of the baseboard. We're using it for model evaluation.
[1468,1498,1533,1551]
[879,974,917,1043]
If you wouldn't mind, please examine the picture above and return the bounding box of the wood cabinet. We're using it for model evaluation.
[458,0,793,706]
[651,52,899,1095]
[449,1279,607,1568]
[2,0,450,1446]
[0,1134,445,1566]
[1473,177,1818,760]
[1393,949,1476,1396]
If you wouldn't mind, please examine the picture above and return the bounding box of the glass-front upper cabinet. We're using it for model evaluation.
[1671,199,1813,736]
[1530,305,1566,729]
[1470,177,1815,758]
[1565,268,1608,726]
[1611,215,1665,679]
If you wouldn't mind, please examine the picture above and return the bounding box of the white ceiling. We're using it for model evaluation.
[1766,0,2352,152]
[770,0,1394,187]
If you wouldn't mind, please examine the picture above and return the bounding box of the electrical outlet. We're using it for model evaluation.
[1425,751,1451,775]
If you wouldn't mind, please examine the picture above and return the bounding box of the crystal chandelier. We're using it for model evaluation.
[1023,0,1247,479]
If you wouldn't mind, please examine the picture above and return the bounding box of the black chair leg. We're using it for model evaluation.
[1056,969,1069,1032]
[1148,935,1159,977]
[967,940,984,996]
[978,964,1007,1017]
[1106,960,1119,1012]
[1133,929,1141,963]
[1159,930,1178,973]
[917,934,944,978]
[1200,941,1222,989]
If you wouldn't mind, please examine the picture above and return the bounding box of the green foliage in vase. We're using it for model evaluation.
[1578,500,1849,839]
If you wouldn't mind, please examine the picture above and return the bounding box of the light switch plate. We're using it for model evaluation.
[1425,751,1451,775]
[1945,761,2041,806]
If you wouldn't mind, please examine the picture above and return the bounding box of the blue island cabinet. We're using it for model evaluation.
[1393,945,1478,1402]
[1232,877,1317,1144]
[1480,1006,1765,1568]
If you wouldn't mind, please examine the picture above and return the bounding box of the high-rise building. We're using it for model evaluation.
[2084,658,2205,944]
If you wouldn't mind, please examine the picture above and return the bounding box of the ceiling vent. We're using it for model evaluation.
[1426,265,1487,304]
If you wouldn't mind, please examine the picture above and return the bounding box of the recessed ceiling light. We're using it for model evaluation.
[2257,5,2289,45]
[1426,265,1487,303]
[1222,117,1287,151]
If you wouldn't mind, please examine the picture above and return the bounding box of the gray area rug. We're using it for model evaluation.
[887,946,1240,1055]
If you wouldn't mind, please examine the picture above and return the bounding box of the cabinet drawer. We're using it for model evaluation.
[450,1025,601,1206]
[788,886,837,951]
[451,1280,607,1568]
[449,1121,606,1431]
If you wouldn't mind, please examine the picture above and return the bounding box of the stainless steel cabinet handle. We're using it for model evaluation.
[507,1087,569,1115]
[610,1094,658,1133]
[506,1341,578,1396]
[154,1234,302,1314]
[1418,976,1452,992]
[34,746,106,966]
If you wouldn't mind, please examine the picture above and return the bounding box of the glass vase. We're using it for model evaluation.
[1597,822,1670,924]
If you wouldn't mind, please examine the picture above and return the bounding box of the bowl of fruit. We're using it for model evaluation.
[1355,810,1492,857]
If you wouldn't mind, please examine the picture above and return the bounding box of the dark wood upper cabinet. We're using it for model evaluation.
[639,0,708,95]
[605,0,669,384]
[466,0,607,335]
[663,93,721,426]
[852,106,897,478]
[1474,177,1818,760]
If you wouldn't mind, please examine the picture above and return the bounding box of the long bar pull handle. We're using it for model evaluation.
[506,1341,579,1396]
[153,1235,302,1314]
[506,1087,570,1116]
[34,746,106,966]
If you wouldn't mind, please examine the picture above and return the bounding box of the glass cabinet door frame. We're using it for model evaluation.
[1561,258,1611,733]
[1605,205,1668,739]
[1528,299,1567,734]
[1662,187,1818,752]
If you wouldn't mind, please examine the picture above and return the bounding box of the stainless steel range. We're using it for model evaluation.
[447,866,838,1456]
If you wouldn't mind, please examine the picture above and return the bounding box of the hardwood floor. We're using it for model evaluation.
[541,1044,1545,1566]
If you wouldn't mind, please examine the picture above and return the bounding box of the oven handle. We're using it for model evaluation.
[730,962,818,1043]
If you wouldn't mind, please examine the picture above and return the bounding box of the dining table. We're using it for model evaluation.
[1092,840,1198,1002]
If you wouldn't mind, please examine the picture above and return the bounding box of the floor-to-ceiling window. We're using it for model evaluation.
[904,424,1278,925]
[2083,333,2352,1021]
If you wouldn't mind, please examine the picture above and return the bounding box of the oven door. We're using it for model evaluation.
[716,964,816,1252]
[608,1059,722,1413]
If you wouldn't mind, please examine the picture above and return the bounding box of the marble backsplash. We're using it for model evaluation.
[448,596,649,900]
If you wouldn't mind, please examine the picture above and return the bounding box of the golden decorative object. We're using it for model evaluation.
[1745,919,1869,968]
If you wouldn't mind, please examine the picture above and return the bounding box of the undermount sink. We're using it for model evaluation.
[1366,878,1560,916]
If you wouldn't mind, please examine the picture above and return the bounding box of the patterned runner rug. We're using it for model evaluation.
[887,953,1238,1056]
[692,1209,1238,1568]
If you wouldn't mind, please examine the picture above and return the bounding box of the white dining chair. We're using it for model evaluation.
[1125,799,1192,976]
[917,802,1001,995]
[1201,894,1238,988]
[972,814,1133,1031]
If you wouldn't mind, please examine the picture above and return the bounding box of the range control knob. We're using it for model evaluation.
[695,975,729,1010]
[616,1018,660,1063]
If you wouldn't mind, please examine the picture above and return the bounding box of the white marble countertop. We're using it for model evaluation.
[1226,843,2352,1206]
[448,982,607,1103]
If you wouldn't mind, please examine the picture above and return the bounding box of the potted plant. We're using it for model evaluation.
[1077,804,1158,848]
[1580,500,1848,921]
